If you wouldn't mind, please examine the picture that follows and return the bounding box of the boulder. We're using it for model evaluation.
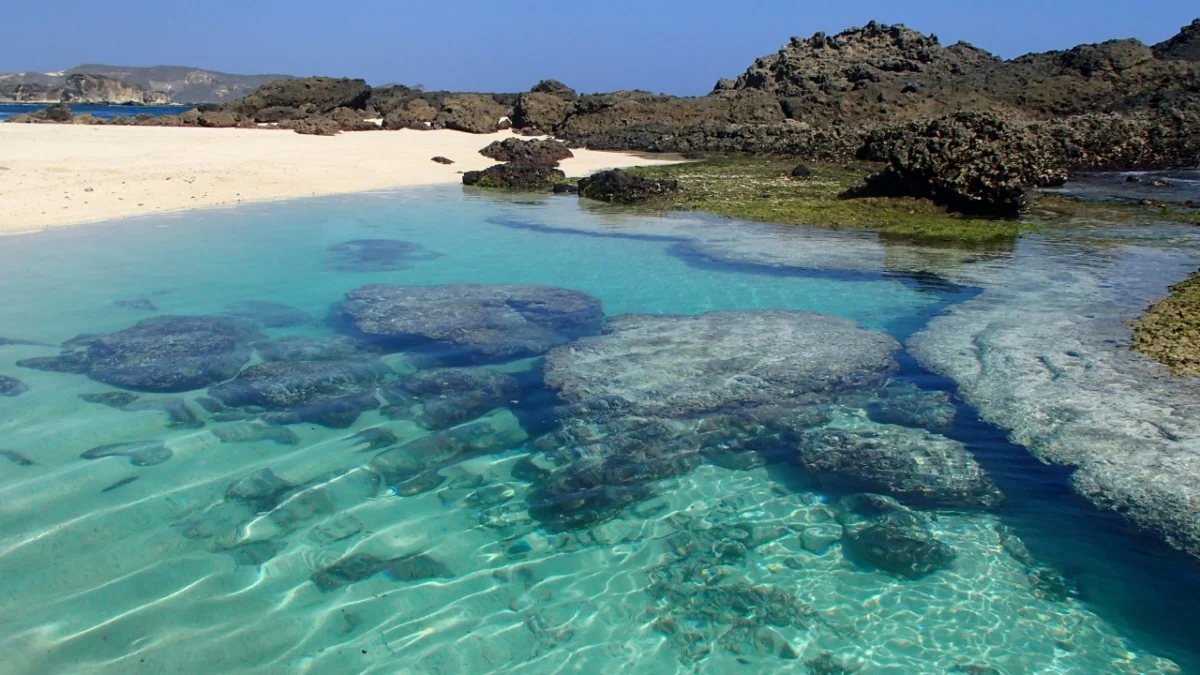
[197,110,240,128]
[513,92,570,131]
[334,283,604,364]
[796,421,1002,507]
[462,163,565,190]
[17,315,259,393]
[544,310,899,419]
[479,138,573,166]
[436,94,510,134]
[382,99,439,129]
[577,169,681,204]
[42,102,73,122]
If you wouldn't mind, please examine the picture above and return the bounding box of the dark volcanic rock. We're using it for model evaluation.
[479,138,573,166]
[0,375,28,397]
[207,359,390,428]
[436,94,510,134]
[848,112,1068,217]
[17,316,259,393]
[796,422,1002,507]
[221,301,311,328]
[544,311,899,420]
[280,117,340,136]
[230,77,371,118]
[43,102,73,122]
[197,111,240,128]
[1153,19,1200,61]
[462,163,566,191]
[530,79,578,99]
[324,239,443,272]
[513,92,570,132]
[335,283,603,364]
[577,169,681,204]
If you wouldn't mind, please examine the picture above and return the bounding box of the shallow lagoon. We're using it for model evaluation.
[1,187,1198,674]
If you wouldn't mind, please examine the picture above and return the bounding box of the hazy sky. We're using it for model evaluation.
[5,1,1198,94]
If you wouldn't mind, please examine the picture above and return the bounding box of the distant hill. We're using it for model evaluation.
[0,65,294,104]
[0,73,170,105]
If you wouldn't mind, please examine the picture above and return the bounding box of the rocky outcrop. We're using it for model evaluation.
[462,163,565,190]
[544,311,899,419]
[530,79,577,99]
[17,316,259,392]
[479,138,573,165]
[577,169,681,204]
[334,283,604,364]
[42,102,73,122]
[1154,19,1200,60]
[226,77,371,119]
[436,94,511,133]
[0,73,169,104]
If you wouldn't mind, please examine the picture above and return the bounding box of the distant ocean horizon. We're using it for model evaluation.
[0,102,194,122]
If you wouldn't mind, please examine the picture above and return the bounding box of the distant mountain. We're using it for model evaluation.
[0,73,170,105]
[0,65,294,104]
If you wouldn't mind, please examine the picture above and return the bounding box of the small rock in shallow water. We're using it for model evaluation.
[309,514,364,545]
[225,468,296,511]
[81,441,172,466]
[212,422,299,446]
[311,552,452,591]
[0,375,28,397]
[79,391,140,408]
[844,522,955,579]
[0,449,35,466]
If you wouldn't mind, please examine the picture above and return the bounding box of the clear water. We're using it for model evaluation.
[0,103,192,122]
[0,188,1197,674]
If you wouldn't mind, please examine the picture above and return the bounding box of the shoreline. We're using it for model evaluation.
[0,125,684,235]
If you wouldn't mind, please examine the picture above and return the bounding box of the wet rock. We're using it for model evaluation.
[865,380,956,431]
[254,335,379,363]
[81,441,173,467]
[552,183,579,194]
[226,468,296,512]
[368,413,528,485]
[113,298,158,312]
[844,521,955,579]
[544,310,898,420]
[462,163,566,191]
[17,315,259,393]
[212,422,299,446]
[221,301,311,328]
[479,138,573,166]
[796,422,1002,507]
[0,375,28,397]
[391,367,520,430]
[207,359,389,428]
[335,283,603,364]
[323,239,443,272]
[311,552,452,591]
[79,391,140,408]
[577,169,681,204]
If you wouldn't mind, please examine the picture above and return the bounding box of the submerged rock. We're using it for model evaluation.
[17,315,259,392]
[81,441,173,467]
[0,375,28,397]
[577,169,680,204]
[212,422,300,446]
[864,380,957,431]
[225,468,296,512]
[221,301,311,328]
[844,521,956,579]
[323,239,443,272]
[385,367,520,429]
[544,310,899,420]
[79,391,140,408]
[253,335,380,363]
[796,421,1002,507]
[368,411,528,485]
[335,283,604,364]
[207,359,390,428]
[311,552,453,592]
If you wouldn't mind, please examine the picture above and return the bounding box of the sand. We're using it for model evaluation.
[0,124,684,234]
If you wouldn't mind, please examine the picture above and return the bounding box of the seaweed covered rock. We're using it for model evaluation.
[479,138,573,166]
[17,315,259,392]
[462,163,566,190]
[207,360,391,428]
[335,283,603,364]
[849,112,1068,216]
[577,169,681,204]
[324,239,443,272]
[544,310,898,420]
[796,421,1002,507]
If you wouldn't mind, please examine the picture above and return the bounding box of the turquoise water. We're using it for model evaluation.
[0,103,192,121]
[0,188,1196,674]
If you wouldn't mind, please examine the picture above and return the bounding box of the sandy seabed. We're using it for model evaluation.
[0,124,683,234]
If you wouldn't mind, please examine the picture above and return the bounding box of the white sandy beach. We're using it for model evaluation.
[0,125,683,234]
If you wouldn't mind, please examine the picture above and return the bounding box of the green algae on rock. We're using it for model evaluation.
[1132,270,1200,377]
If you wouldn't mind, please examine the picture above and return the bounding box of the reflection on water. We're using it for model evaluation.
[0,188,1197,674]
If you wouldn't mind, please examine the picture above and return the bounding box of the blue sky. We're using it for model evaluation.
[6,1,1198,94]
